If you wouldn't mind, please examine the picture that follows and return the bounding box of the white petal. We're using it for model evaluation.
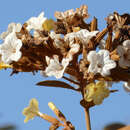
[67,43,80,60]
[0,32,22,64]
[104,60,116,70]
[87,51,98,62]
[98,50,109,60]
[99,39,106,49]
[0,23,22,40]
[45,56,50,65]
[101,67,111,76]
[123,40,130,48]
[10,51,22,62]
[44,56,69,79]
[117,45,125,56]
[118,57,127,68]
[123,81,130,92]
[88,63,99,74]
[26,12,47,31]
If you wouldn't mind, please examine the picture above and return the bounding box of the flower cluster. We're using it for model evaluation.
[0,5,129,96]
[0,5,130,130]
[0,6,130,129]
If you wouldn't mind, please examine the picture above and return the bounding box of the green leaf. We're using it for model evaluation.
[36,80,78,91]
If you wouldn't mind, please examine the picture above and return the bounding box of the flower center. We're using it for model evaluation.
[12,48,16,53]
[97,63,102,68]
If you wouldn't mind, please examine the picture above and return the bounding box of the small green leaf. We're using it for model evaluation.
[36,80,78,91]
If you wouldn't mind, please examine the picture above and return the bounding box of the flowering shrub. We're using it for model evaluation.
[0,5,130,130]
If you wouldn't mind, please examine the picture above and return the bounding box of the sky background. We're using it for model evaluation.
[0,0,130,130]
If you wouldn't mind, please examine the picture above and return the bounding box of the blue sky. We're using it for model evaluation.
[0,0,130,130]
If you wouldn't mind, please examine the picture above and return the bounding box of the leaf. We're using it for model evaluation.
[36,80,78,91]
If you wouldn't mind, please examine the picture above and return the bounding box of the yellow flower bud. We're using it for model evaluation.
[42,19,55,31]
[85,81,110,105]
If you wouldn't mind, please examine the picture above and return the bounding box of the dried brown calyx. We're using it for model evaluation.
[54,5,90,34]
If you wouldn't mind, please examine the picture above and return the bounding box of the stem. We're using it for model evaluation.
[63,76,80,86]
[84,108,91,130]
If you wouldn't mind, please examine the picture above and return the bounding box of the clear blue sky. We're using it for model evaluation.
[0,0,130,130]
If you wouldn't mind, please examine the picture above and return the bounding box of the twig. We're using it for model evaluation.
[84,108,91,130]
[63,76,80,86]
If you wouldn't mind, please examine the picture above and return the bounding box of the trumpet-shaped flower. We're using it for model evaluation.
[0,23,22,40]
[64,29,99,61]
[65,29,99,45]
[0,32,22,64]
[117,40,130,68]
[26,12,47,31]
[49,32,62,48]
[123,80,130,92]
[87,50,116,76]
[76,29,99,45]
[85,81,110,105]
[22,98,39,123]
[44,55,69,79]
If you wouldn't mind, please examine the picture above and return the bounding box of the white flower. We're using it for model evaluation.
[26,12,47,31]
[0,32,22,64]
[44,55,69,79]
[76,29,99,45]
[87,50,116,76]
[98,39,106,49]
[65,32,77,44]
[117,40,130,68]
[62,32,80,61]
[65,29,99,45]
[123,80,130,92]
[49,32,62,48]
[0,23,22,40]
[66,43,80,61]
